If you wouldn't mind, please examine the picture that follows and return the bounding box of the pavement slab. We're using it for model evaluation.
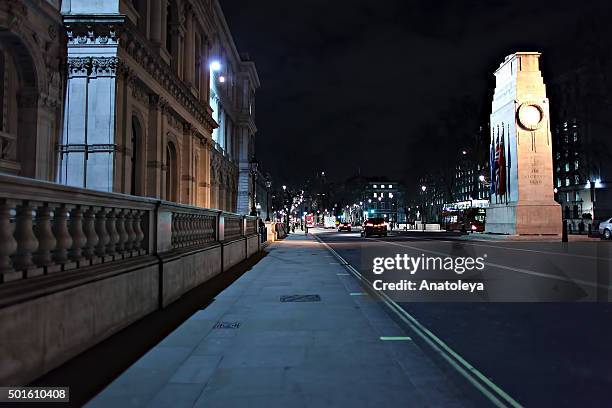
[87,232,473,408]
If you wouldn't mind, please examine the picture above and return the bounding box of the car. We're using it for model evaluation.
[361,218,388,237]
[338,222,352,232]
[598,217,612,239]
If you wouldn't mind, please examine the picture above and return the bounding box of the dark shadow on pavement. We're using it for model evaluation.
[29,250,268,408]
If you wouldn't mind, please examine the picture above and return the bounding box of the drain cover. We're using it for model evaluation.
[280,294,321,302]
[214,321,241,329]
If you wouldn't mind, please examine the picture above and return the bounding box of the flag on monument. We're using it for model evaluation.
[497,132,507,196]
[489,137,496,197]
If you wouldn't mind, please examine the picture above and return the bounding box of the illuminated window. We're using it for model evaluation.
[373,193,377,198]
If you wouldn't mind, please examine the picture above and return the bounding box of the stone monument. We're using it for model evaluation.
[485,52,561,235]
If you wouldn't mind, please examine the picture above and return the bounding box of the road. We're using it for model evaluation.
[316,227,612,407]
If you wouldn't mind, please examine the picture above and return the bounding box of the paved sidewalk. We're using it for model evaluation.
[88,233,471,408]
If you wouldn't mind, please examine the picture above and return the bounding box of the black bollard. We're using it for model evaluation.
[562,219,568,242]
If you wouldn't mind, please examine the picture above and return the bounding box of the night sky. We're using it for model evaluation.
[222,1,609,187]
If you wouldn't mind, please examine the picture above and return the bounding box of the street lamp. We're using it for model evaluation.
[265,175,272,221]
[210,60,221,71]
[249,157,259,216]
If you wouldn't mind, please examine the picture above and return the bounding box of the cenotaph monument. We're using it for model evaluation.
[485,52,561,235]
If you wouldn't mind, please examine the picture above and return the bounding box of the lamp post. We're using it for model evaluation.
[265,175,272,221]
[249,157,259,216]
[421,185,427,223]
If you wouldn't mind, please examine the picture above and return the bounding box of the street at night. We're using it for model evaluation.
[316,228,612,407]
[2,0,612,407]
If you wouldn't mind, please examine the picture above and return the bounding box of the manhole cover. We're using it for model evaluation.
[280,295,321,302]
[214,321,241,329]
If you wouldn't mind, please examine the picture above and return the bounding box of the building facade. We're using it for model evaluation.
[0,1,65,181]
[550,68,612,228]
[0,0,258,213]
[362,181,400,222]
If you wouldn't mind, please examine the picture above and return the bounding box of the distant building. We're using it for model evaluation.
[549,68,612,228]
[362,181,401,223]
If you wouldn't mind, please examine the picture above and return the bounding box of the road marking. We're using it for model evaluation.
[373,238,612,290]
[336,273,350,276]
[388,235,612,261]
[349,292,368,296]
[315,234,522,408]
[380,336,412,341]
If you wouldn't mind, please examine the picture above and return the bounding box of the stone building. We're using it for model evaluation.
[0,1,65,181]
[0,0,259,213]
[549,67,612,226]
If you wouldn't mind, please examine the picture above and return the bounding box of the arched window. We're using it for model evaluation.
[130,116,143,195]
[0,37,38,177]
[165,141,178,202]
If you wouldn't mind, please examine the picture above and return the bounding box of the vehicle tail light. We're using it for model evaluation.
[471,224,477,230]
[348,223,352,227]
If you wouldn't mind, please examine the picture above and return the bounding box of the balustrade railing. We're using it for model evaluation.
[245,217,257,235]
[0,174,261,286]
[224,216,242,241]
[170,207,218,249]
[0,176,154,284]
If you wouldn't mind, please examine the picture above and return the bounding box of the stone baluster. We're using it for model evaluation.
[33,204,57,272]
[115,208,128,255]
[133,210,145,252]
[171,212,178,247]
[124,209,135,252]
[95,208,109,257]
[177,213,185,247]
[52,204,73,268]
[186,213,194,245]
[14,201,40,276]
[195,215,203,244]
[106,208,119,256]
[0,200,18,281]
[82,206,99,262]
[68,206,86,262]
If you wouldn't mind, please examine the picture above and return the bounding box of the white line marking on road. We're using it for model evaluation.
[315,235,522,408]
[374,238,611,290]
[389,235,612,261]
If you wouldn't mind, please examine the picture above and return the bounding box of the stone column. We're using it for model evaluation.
[184,9,195,88]
[59,10,125,192]
[145,95,166,198]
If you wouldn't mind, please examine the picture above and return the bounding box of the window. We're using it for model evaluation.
[574,175,580,185]
[388,184,392,188]
[564,162,570,172]
[373,193,377,198]
[565,177,570,187]
[574,160,579,170]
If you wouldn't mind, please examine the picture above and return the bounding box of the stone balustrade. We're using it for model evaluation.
[224,215,243,241]
[245,217,257,235]
[0,174,258,289]
[0,174,261,386]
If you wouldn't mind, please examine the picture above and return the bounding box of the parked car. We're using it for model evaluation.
[598,217,612,239]
[338,222,352,232]
[361,218,387,237]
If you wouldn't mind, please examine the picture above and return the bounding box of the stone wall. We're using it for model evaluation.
[0,174,260,385]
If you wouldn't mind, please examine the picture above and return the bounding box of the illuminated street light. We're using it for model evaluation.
[479,175,485,182]
[421,185,427,192]
[210,60,221,71]
[219,76,226,83]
